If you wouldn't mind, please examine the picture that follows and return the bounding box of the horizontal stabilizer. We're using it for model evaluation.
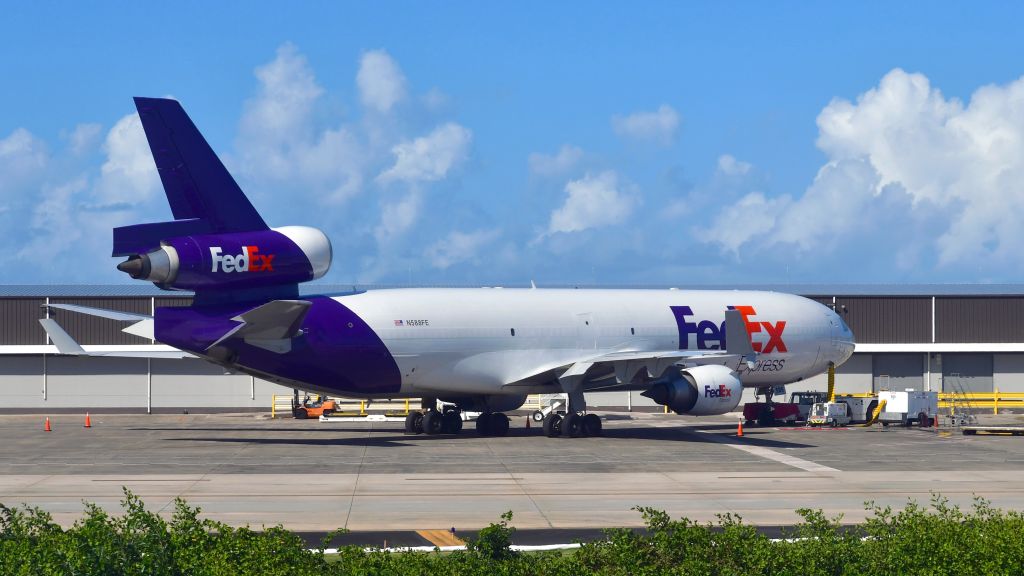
[39,319,86,355]
[44,303,151,322]
[44,303,154,340]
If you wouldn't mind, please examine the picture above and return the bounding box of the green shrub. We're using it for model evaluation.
[3,490,1024,575]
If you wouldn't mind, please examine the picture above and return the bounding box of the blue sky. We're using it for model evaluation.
[2,2,1024,286]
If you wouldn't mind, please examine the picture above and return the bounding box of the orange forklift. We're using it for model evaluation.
[292,393,337,419]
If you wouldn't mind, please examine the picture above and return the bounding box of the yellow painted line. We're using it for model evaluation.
[417,529,465,547]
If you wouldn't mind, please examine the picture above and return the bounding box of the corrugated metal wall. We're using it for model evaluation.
[0,299,47,345]
[4,293,1024,346]
[935,297,1024,343]
[835,297,931,343]
[941,353,993,393]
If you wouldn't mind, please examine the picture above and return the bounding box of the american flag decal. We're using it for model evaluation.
[394,320,404,326]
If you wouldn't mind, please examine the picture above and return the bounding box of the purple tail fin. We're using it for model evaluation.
[113,97,267,256]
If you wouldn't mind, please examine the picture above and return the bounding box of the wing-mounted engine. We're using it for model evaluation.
[641,364,743,416]
[116,226,331,291]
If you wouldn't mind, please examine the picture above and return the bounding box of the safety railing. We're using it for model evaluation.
[332,398,416,417]
[937,390,1024,415]
[271,394,295,418]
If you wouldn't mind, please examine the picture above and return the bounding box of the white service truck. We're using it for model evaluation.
[878,390,938,427]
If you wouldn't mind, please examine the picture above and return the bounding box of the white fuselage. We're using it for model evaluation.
[337,288,855,397]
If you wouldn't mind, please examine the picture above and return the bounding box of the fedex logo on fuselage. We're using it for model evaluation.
[209,246,275,273]
[670,305,787,353]
[705,384,732,398]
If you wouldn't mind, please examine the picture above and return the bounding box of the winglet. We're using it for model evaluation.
[39,319,87,355]
[724,309,755,358]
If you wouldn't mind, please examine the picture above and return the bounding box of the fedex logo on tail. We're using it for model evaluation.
[210,246,275,273]
[670,305,787,353]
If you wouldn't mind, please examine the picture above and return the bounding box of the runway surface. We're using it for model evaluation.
[2,411,1024,535]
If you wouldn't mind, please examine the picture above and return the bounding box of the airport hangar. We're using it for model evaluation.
[0,284,1021,413]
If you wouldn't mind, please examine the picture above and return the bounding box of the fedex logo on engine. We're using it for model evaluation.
[704,384,732,398]
[210,246,275,273]
[670,305,787,353]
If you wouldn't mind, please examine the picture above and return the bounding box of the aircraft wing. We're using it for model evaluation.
[504,309,757,389]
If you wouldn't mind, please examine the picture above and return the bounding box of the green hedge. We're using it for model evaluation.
[2,489,1023,575]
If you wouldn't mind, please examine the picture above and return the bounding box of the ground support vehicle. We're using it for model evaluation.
[743,390,827,426]
[807,402,851,427]
[834,395,878,424]
[292,395,337,419]
[878,390,938,427]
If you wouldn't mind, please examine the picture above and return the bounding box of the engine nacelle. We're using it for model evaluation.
[117,226,331,291]
[642,364,743,416]
[442,394,528,414]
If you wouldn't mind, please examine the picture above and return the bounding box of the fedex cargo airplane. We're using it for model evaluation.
[40,97,855,438]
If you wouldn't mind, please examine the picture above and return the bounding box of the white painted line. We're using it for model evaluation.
[319,543,584,554]
[696,431,840,473]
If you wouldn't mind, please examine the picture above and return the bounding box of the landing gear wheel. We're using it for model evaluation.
[531,410,545,423]
[476,413,493,436]
[542,413,562,438]
[423,410,443,435]
[582,414,602,437]
[757,405,775,427]
[489,413,510,437]
[294,408,308,420]
[442,410,463,434]
[918,414,930,428]
[404,412,424,434]
[562,413,583,438]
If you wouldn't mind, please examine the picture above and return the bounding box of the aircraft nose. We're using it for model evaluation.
[829,309,856,366]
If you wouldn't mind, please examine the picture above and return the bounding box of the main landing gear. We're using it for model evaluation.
[404,405,464,436]
[475,412,510,437]
[403,405,511,437]
[542,411,602,438]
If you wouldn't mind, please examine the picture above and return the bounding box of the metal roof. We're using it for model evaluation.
[3,283,1024,298]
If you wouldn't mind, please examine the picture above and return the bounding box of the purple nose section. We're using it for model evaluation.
[155,296,401,396]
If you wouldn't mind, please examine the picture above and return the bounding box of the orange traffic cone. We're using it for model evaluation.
[84,413,91,428]
[45,417,51,432]
[736,419,744,437]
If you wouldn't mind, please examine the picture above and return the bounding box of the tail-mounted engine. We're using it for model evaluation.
[116,226,331,291]
[641,364,743,416]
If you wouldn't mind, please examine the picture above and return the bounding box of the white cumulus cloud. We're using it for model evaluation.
[611,104,680,145]
[0,128,48,195]
[67,123,103,156]
[236,44,366,205]
[717,154,752,176]
[377,123,472,185]
[95,113,159,207]
[374,192,422,244]
[528,144,583,177]
[357,49,407,113]
[426,228,501,269]
[702,68,1024,271]
[547,171,637,235]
